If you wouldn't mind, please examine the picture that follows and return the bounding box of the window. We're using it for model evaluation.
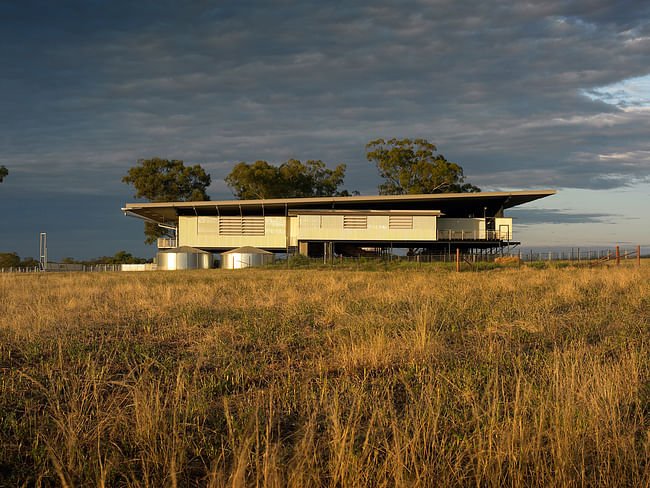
[388,215,413,229]
[219,216,265,236]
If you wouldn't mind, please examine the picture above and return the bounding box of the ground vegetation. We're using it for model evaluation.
[60,251,152,265]
[1,264,648,486]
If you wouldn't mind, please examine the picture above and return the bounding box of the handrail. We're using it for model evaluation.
[157,238,177,248]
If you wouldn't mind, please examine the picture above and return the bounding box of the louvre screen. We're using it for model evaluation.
[219,216,265,236]
[388,215,413,229]
[343,215,367,229]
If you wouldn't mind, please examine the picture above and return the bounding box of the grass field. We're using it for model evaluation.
[1,262,649,487]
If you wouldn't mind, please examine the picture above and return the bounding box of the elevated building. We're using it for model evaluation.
[122,190,555,257]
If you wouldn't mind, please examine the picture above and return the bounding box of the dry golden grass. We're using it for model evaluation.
[1,263,649,487]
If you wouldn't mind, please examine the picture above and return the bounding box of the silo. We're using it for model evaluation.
[221,246,274,269]
[156,246,212,270]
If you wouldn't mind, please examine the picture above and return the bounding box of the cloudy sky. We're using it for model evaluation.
[1,0,649,260]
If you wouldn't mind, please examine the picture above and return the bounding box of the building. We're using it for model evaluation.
[122,190,555,257]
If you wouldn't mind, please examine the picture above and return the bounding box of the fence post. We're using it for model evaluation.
[616,246,620,265]
[456,248,460,272]
[638,245,641,267]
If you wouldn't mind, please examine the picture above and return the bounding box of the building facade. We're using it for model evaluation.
[122,190,555,256]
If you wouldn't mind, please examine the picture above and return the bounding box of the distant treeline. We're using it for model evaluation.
[0,253,39,268]
[0,251,152,268]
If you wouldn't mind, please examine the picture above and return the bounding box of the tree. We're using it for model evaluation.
[365,138,480,195]
[225,159,352,199]
[107,251,149,264]
[0,165,7,183]
[0,253,39,268]
[123,158,211,244]
[0,252,20,268]
[20,257,39,267]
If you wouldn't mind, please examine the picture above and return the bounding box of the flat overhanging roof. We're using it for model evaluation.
[122,190,556,224]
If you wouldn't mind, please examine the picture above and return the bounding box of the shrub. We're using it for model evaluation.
[494,256,522,266]
[288,253,310,267]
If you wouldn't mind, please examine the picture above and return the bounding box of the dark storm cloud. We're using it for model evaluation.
[1,0,649,199]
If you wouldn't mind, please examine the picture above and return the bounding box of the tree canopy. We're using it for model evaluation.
[122,158,211,244]
[0,252,38,268]
[0,165,7,183]
[365,138,480,195]
[225,159,352,200]
[61,251,151,265]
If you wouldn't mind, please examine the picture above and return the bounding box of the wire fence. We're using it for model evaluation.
[500,248,639,262]
[0,247,642,273]
[294,246,643,266]
[0,264,156,274]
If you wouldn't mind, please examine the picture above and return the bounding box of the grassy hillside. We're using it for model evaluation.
[1,264,649,487]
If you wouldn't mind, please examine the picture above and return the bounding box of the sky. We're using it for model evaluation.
[1,0,649,260]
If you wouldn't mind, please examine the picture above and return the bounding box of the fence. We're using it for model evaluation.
[293,245,644,267]
[0,263,157,273]
[511,246,641,263]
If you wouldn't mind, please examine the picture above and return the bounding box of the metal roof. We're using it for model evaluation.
[122,190,556,224]
[158,246,211,254]
[222,246,274,255]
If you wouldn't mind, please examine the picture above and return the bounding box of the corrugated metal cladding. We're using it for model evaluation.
[157,247,213,270]
[343,215,367,229]
[221,246,274,269]
[218,216,265,236]
[389,215,413,229]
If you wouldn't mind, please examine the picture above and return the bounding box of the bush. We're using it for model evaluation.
[0,252,20,268]
[494,256,522,267]
[288,253,310,267]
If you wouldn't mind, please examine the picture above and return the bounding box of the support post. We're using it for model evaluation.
[638,245,641,267]
[39,232,47,271]
[299,241,308,256]
[616,246,620,265]
[456,248,460,272]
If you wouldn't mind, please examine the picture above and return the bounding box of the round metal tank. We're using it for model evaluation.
[157,246,212,270]
[221,246,274,269]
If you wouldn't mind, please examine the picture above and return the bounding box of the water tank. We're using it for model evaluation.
[221,246,274,269]
[156,246,213,270]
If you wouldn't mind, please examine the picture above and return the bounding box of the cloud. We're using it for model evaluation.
[1,0,649,200]
[509,208,620,225]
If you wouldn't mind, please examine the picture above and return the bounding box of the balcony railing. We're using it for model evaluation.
[157,238,177,248]
[437,229,511,241]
